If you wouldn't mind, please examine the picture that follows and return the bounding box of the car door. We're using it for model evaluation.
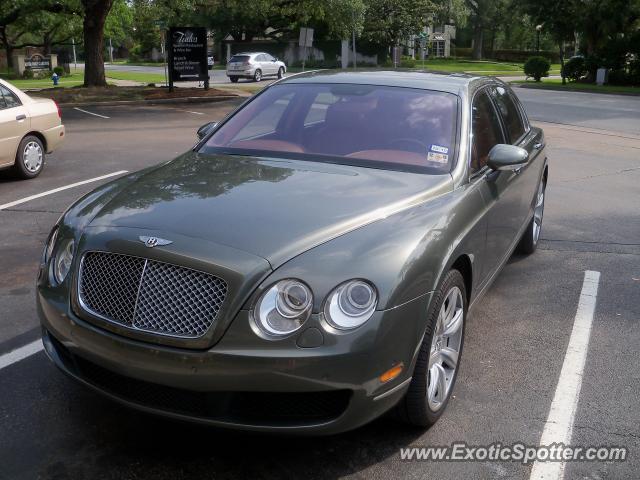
[489,85,544,230]
[258,54,273,75]
[0,84,30,167]
[265,54,278,75]
[469,87,523,282]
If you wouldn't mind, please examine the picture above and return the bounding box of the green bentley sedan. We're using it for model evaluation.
[37,70,548,434]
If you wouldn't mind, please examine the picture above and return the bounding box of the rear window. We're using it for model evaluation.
[229,55,250,63]
[201,83,458,173]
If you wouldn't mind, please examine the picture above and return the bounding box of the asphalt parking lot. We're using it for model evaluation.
[0,88,639,479]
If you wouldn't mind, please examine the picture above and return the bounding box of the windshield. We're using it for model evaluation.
[201,83,458,173]
[229,55,250,63]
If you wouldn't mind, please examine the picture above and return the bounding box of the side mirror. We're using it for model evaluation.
[196,122,217,141]
[487,144,528,171]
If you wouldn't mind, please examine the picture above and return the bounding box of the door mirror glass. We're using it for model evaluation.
[487,144,528,171]
[196,122,217,141]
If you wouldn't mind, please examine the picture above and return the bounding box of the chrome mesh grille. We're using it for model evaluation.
[78,251,227,338]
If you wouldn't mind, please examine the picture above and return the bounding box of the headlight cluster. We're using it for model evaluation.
[254,278,377,336]
[45,227,75,284]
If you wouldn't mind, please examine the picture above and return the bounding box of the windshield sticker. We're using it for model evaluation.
[430,145,449,154]
[427,152,449,164]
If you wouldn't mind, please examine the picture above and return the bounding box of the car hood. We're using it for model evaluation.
[89,152,453,267]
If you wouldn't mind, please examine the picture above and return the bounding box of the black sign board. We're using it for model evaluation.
[168,27,208,90]
[25,53,51,70]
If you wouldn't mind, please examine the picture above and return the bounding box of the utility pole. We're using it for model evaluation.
[109,38,114,63]
[72,38,77,71]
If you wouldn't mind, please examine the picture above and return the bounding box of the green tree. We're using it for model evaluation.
[465,0,504,59]
[0,0,74,70]
[361,0,442,47]
[105,0,134,52]
[519,0,577,84]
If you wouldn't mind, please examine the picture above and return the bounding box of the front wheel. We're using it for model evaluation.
[395,269,466,428]
[277,67,285,79]
[14,135,45,179]
[253,69,262,82]
[517,178,546,254]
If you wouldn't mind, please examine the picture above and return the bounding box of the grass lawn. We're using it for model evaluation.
[289,60,560,76]
[412,59,561,76]
[2,72,85,90]
[511,78,640,95]
[104,70,168,84]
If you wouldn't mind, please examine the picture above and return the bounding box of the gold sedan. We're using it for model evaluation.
[0,78,65,179]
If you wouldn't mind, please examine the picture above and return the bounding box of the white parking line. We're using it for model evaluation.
[530,270,601,480]
[0,171,128,210]
[73,107,110,119]
[0,340,44,371]
[170,108,205,115]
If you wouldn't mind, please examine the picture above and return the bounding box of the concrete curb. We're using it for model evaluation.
[55,95,243,108]
[512,83,640,97]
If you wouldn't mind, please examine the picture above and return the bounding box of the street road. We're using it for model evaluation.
[0,88,638,479]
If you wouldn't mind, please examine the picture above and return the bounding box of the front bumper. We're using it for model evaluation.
[38,288,432,434]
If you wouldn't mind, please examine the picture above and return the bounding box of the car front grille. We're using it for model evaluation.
[78,251,227,338]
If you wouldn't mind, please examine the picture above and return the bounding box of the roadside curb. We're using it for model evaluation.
[512,83,640,97]
[55,95,244,108]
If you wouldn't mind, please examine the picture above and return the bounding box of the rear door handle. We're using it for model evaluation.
[534,142,544,150]
[16,114,26,121]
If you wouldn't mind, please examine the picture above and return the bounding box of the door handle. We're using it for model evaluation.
[534,142,544,150]
[16,114,26,121]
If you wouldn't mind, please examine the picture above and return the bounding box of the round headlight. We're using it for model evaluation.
[324,280,377,330]
[53,239,74,283]
[255,279,312,335]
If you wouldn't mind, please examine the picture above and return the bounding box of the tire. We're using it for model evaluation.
[395,269,467,428]
[277,67,285,79]
[516,178,546,254]
[13,135,45,179]
[253,69,262,82]
[229,76,239,83]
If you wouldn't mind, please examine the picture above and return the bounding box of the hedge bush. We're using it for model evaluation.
[561,56,587,82]
[524,56,551,81]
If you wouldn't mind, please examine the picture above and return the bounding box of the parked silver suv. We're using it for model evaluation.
[226,52,287,82]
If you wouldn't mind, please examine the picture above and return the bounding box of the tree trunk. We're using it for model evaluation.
[82,0,114,87]
[0,28,14,71]
[472,22,483,60]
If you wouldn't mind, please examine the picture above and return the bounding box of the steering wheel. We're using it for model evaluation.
[387,138,429,153]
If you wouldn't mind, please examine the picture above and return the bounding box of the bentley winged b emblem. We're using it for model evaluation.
[139,236,173,248]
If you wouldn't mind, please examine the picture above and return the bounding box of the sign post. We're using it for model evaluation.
[167,27,209,92]
[419,32,427,69]
[299,27,314,72]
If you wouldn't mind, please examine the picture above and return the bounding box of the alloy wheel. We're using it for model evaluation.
[428,286,464,411]
[23,141,43,173]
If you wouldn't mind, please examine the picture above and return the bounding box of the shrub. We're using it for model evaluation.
[562,56,587,82]
[53,66,65,77]
[22,68,34,79]
[399,55,416,68]
[524,56,550,81]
